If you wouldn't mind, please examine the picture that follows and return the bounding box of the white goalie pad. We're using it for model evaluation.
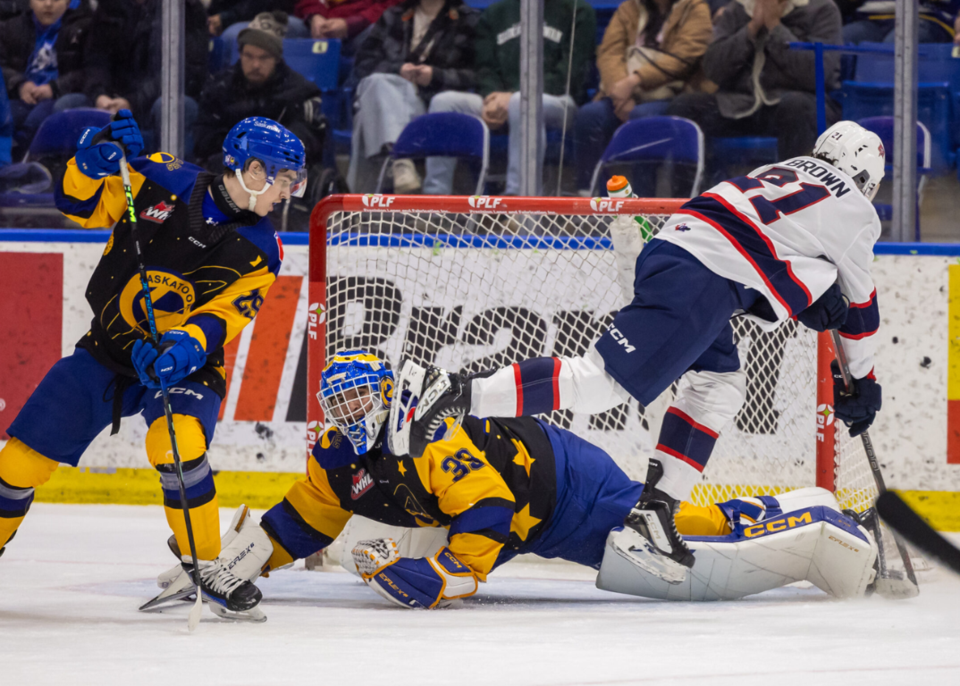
[597,504,878,601]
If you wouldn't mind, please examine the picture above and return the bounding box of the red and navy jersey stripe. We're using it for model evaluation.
[839,289,879,340]
[512,357,562,415]
[679,194,813,317]
[655,407,718,473]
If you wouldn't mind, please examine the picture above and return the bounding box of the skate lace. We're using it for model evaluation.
[198,559,246,596]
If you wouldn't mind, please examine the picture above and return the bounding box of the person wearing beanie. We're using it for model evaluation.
[194,11,326,173]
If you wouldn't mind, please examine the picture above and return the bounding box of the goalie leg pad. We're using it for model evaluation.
[598,506,877,601]
[354,539,478,609]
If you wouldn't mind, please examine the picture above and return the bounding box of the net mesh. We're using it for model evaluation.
[318,204,877,514]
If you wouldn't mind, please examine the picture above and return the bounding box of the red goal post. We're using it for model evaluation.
[307,194,858,509]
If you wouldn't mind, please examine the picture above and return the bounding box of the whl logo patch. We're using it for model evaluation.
[351,469,374,500]
[140,201,175,224]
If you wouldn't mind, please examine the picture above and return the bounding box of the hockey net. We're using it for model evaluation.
[307,195,878,518]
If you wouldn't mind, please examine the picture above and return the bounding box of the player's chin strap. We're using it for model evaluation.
[235,168,271,211]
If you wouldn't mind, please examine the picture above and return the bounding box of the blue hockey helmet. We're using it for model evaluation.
[223,117,307,206]
[318,350,395,455]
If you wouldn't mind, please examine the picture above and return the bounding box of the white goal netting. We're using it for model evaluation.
[308,195,877,517]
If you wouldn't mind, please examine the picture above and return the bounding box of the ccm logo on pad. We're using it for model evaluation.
[608,326,636,353]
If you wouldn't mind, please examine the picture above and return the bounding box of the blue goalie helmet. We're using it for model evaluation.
[222,117,308,201]
[318,350,395,455]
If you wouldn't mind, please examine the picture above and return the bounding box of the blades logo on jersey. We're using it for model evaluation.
[351,469,374,500]
[118,269,196,333]
[140,200,175,224]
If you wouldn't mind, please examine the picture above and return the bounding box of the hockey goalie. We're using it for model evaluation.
[150,351,878,612]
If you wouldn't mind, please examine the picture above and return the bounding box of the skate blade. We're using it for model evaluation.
[613,538,689,585]
[207,602,267,623]
[139,586,196,612]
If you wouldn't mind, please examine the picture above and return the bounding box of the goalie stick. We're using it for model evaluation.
[877,491,960,577]
[830,330,919,597]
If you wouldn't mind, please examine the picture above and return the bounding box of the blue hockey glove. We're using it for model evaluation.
[131,338,161,388]
[153,329,207,388]
[798,283,849,332]
[832,361,881,437]
[74,109,143,179]
[352,539,478,609]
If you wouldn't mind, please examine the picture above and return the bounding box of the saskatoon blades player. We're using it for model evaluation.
[393,120,886,585]
[155,351,880,608]
[0,112,305,619]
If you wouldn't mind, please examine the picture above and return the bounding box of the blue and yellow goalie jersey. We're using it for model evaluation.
[55,152,282,396]
[261,416,558,580]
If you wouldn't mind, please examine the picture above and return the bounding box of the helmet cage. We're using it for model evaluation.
[318,355,394,455]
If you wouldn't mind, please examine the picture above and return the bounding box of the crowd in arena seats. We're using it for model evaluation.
[2,0,960,214]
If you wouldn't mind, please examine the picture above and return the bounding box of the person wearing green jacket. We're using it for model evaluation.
[422,0,595,195]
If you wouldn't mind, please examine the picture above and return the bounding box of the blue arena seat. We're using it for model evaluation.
[376,113,489,194]
[588,115,704,196]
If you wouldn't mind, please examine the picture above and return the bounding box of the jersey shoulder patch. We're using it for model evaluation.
[130,153,205,200]
[236,221,283,277]
[312,427,357,470]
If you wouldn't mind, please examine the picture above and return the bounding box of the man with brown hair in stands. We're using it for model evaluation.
[194,12,325,172]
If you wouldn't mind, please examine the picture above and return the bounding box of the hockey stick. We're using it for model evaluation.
[114,144,205,631]
[877,491,960,577]
[829,330,919,597]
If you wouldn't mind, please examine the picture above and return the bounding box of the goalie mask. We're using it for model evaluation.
[812,121,885,202]
[318,351,394,455]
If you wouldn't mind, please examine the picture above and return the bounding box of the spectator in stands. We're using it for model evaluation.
[0,0,92,157]
[666,0,842,161]
[574,0,712,194]
[843,1,959,44]
[347,0,479,192]
[194,12,325,171]
[207,0,309,47]
[423,0,596,196]
[296,0,403,55]
[62,0,207,156]
[1,70,12,167]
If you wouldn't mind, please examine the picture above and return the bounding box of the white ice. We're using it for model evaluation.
[2,504,959,686]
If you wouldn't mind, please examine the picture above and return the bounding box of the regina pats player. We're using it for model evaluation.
[0,111,306,618]
[390,120,887,586]
[155,351,880,610]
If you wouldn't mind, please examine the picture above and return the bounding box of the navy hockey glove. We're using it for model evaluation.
[74,109,143,179]
[798,283,849,332]
[353,539,478,609]
[131,338,161,388]
[832,361,881,437]
[153,329,207,388]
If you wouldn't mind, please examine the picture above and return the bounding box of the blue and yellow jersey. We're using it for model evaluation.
[261,415,558,581]
[56,152,282,396]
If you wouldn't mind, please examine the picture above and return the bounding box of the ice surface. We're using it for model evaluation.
[2,504,959,686]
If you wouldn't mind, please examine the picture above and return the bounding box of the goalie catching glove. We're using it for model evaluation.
[352,538,478,609]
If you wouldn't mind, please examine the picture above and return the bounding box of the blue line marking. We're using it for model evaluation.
[3,229,960,256]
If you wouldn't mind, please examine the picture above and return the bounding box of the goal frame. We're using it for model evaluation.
[307,194,839,494]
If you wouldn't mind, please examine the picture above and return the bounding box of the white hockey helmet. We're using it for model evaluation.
[812,121,885,201]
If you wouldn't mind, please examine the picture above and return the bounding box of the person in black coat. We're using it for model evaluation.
[194,12,325,170]
[346,0,478,192]
[0,0,92,155]
[67,0,208,155]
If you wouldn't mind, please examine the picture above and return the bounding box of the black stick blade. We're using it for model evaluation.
[877,491,960,576]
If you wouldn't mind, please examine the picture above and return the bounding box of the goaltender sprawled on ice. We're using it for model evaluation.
[153,350,880,614]
[0,111,307,618]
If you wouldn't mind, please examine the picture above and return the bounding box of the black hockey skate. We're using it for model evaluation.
[615,460,695,584]
[184,557,263,615]
[392,362,473,458]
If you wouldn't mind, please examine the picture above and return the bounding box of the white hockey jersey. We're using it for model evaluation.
[656,156,880,379]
